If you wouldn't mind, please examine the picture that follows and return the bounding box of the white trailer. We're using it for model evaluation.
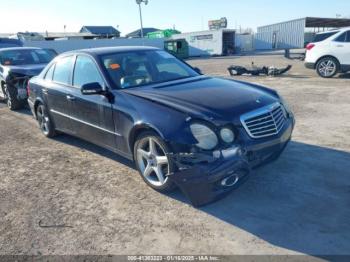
[170,29,235,57]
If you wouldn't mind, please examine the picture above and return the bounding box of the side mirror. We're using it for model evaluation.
[194,67,202,74]
[81,82,104,95]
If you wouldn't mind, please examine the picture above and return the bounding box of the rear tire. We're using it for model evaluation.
[36,103,57,138]
[4,84,22,110]
[316,57,339,78]
[0,83,6,102]
[134,131,176,193]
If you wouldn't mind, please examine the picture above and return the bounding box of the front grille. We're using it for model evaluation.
[241,102,287,139]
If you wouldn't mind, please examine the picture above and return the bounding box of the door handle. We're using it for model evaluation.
[336,45,344,47]
[66,95,76,101]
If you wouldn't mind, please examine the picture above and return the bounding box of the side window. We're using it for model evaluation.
[335,32,346,42]
[53,56,74,85]
[346,31,350,43]
[73,56,104,88]
[44,64,55,81]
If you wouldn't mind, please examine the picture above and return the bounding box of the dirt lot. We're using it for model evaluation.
[0,55,349,256]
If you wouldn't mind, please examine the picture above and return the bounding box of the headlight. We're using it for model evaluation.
[190,123,218,150]
[220,128,235,143]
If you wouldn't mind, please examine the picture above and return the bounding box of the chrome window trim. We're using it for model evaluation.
[50,109,121,136]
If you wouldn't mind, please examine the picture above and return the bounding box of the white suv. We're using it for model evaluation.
[305,27,350,78]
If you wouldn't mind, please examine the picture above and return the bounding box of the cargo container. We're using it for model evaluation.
[170,29,235,57]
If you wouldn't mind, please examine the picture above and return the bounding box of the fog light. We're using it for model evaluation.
[220,128,235,143]
[221,174,239,187]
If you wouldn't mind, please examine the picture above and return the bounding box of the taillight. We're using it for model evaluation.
[306,43,315,51]
[26,81,30,96]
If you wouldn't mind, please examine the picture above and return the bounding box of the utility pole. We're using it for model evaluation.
[136,0,148,38]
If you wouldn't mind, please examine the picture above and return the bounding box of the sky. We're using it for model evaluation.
[1,0,350,35]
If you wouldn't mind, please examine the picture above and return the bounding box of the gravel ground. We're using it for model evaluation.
[0,55,349,256]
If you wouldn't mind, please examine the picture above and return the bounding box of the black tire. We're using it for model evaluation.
[133,131,176,193]
[4,84,22,110]
[316,57,339,78]
[0,83,6,101]
[36,103,57,138]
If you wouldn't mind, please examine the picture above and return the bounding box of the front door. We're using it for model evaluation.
[68,55,117,151]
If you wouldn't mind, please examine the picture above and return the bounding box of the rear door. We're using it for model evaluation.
[332,31,350,65]
[44,55,75,132]
[68,55,117,151]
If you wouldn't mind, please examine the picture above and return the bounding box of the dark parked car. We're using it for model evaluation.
[0,47,57,110]
[28,46,295,206]
[0,38,23,48]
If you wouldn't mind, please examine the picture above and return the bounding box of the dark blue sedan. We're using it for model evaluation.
[28,46,295,206]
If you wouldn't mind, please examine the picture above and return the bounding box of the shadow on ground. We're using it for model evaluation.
[338,73,350,79]
[53,134,135,169]
[170,141,350,256]
[51,131,350,256]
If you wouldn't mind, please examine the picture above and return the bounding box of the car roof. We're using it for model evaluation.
[316,27,350,35]
[62,46,160,56]
[0,46,42,52]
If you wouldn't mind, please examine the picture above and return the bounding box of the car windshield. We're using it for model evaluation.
[313,31,339,42]
[0,49,56,66]
[100,50,199,89]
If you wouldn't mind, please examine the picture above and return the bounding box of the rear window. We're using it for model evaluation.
[313,31,339,42]
[0,49,56,66]
[52,56,74,85]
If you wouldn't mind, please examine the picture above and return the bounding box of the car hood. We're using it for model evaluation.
[122,76,279,123]
[6,64,47,76]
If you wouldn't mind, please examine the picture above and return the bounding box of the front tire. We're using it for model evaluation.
[36,103,56,138]
[134,131,176,193]
[316,57,339,78]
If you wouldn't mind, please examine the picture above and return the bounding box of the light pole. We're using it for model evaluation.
[136,0,148,38]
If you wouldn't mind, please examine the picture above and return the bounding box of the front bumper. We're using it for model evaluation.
[169,118,294,206]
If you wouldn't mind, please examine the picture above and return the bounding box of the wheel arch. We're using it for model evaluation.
[128,123,165,159]
[33,98,46,119]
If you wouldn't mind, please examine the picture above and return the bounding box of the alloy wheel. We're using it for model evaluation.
[136,137,169,187]
[37,105,50,135]
[318,60,336,77]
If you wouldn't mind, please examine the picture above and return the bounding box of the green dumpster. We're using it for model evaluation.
[147,29,181,39]
[164,39,189,59]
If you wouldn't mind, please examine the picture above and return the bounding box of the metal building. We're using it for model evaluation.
[80,26,120,38]
[170,29,235,57]
[235,33,254,52]
[255,17,350,50]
